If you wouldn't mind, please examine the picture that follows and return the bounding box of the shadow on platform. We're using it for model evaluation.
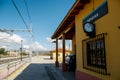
[14,63,52,80]
[14,63,75,80]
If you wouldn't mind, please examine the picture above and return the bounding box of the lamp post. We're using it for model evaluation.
[20,40,23,61]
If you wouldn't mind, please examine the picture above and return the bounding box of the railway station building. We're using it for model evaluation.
[51,0,120,80]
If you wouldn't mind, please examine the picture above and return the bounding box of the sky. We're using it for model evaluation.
[0,0,75,51]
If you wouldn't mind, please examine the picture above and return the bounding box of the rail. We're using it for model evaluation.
[0,58,29,80]
[0,56,28,65]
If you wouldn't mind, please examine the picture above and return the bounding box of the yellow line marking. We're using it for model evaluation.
[5,63,30,80]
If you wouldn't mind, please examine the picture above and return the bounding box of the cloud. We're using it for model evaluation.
[0,32,26,50]
[0,32,25,44]
[22,41,48,52]
[9,34,26,44]
[23,45,29,49]
[55,40,72,50]
[0,32,48,51]
[46,37,53,43]
[30,41,47,51]
[0,46,7,49]
[0,33,50,51]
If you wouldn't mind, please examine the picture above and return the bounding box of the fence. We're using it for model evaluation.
[0,59,28,80]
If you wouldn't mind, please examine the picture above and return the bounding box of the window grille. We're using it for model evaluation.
[82,33,109,75]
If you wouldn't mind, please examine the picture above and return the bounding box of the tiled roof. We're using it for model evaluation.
[50,48,71,53]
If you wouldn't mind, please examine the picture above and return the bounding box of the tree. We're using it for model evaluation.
[0,48,7,58]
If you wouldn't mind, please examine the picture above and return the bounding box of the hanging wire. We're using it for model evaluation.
[24,0,32,24]
[23,0,33,61]
[24,0,33,38]
[11,0,30,30]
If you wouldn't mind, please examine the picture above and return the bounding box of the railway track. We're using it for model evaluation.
[0,57,28,65]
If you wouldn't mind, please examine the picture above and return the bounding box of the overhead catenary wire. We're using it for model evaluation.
[0,0,33,54]
[23,0,33,61]
[24,0,33,38]
[11,0,30,30]
[24,0,32,24]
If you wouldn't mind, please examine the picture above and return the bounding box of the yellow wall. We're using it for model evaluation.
[75,0,120,80]
[52,51,70,62]
[72,34,76,55]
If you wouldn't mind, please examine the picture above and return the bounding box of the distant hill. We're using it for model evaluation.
[32,51,51,56]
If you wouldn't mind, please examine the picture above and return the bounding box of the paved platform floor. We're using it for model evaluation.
[8,56,75,80]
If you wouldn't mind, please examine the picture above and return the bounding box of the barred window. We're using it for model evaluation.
[82,33,108,75]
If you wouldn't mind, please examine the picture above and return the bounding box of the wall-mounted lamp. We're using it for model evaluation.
[118,26,120,29]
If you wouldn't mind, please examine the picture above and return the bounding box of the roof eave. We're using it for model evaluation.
[51,0,90,39]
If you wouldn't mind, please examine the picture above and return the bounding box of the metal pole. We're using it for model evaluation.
[29,23,32,61]
[20,40,23,61]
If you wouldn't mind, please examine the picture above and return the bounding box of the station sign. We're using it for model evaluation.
[83,1,108,24]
